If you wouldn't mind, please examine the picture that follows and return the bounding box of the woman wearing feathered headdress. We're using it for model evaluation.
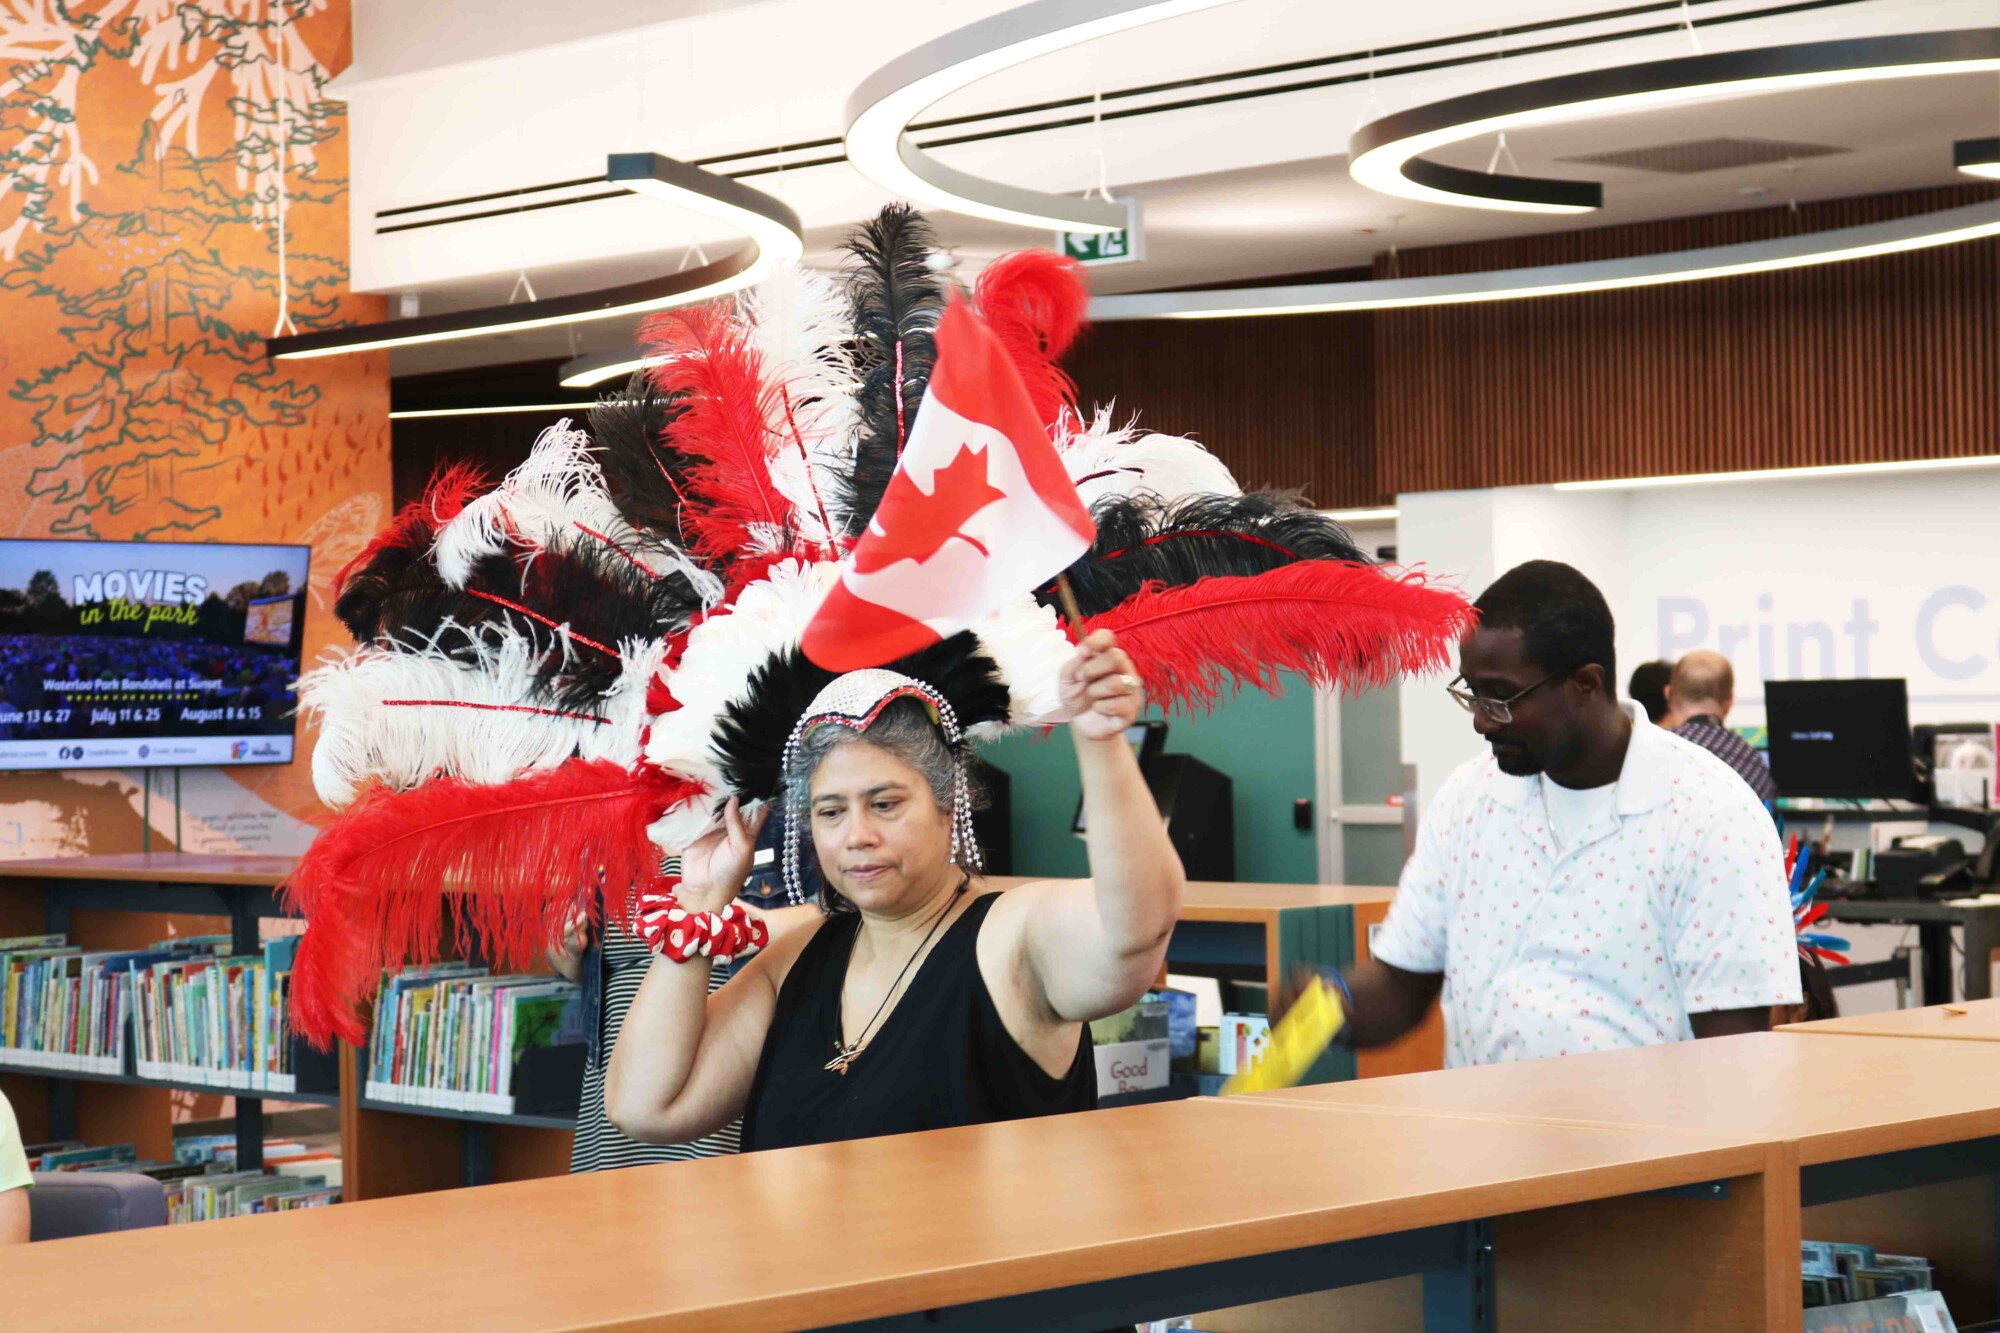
[606,626,1174,1148]
[288,206,1471,1151]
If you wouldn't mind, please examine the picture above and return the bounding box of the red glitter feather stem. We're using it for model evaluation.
[380,699,611,724]
[284,761,707,1047]
[571,521,659,578]
[894,338,906,453]
[779,386,836,553]
[1084,563,1476,714]
[464,588,621,659]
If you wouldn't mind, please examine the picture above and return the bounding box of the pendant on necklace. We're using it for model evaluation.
[824,1044,860,1075]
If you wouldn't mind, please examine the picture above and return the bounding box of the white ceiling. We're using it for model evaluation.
[350,0,2000,378]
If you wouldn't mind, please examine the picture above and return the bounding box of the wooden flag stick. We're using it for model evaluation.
[1054,573,1086,636]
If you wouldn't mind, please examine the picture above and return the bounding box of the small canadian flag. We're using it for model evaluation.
[801,297,1096,672]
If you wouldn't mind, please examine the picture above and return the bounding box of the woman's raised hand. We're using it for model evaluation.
[1060,628,1145,743]
[676,797,769,912]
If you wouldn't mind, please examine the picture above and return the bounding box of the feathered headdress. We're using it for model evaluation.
[286,208,1474,1046]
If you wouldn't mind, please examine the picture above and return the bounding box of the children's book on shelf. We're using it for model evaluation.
[0,932,298,1085]
[25,1132,344,1221]
[132,934,306,1093]
[364,964,585,1117]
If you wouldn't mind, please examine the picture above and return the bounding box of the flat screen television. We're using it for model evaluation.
[0,537,310,771]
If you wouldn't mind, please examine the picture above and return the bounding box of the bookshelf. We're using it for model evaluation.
[3,860,1433,1205]
[0,854,578,1201]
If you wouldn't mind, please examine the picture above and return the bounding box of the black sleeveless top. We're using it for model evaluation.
[740,892,1096,1152]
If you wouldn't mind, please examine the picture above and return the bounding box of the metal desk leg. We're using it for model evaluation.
[1961,913,1999,1002]
[1919,922,1957,1005]
[1421,1219,1495,1333]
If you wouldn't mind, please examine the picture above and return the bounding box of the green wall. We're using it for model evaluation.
[981,675,1319,883]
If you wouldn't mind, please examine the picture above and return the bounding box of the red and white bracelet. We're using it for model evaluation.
[633,878,768,964]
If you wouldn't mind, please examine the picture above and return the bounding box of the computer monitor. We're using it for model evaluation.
[1073,722,1168,835]
[1764,679,1915,800]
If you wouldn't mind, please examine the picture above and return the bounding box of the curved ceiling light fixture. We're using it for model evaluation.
[1349,27,2000,214]
[559,346,666,390]
[1959,136,2000,179]
[1086,197,2000,321]
[845,0,1240,233]
[267,154,802,361]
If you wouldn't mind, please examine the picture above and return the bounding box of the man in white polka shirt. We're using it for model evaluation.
[1340,561,1800,1067]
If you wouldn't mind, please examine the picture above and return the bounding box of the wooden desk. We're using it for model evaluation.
[1247,1032,2000,1165]
[1251,1032,2000,1324]
[0,1097,1788,1332]
[1783,999,2000,1042]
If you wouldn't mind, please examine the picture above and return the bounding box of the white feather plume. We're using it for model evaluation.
[644,557,840,795]
[971,595,1077,733]
[575,635,671,771]
[432,418,721,608]
[740,266,860,548]
[1056,405,1240,510]
[300,626,609,809]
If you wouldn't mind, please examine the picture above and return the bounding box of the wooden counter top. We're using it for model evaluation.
[1782,999,2000,1043]
[0,1098,1767,1332]
[1249,1031,2000,1165]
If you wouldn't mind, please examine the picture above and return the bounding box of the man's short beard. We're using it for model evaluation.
[1492,747,1544,777]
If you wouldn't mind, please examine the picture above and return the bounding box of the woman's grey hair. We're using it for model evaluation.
[780,697,982,912]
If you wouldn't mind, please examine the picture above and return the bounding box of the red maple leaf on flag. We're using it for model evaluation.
[853,443,1006,575]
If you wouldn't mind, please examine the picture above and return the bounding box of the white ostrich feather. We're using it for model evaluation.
[971,595,1078,733]
[299,626,602,810]
[1056,405,1240,510]
[741,266,860,547]
[432,419,720,609]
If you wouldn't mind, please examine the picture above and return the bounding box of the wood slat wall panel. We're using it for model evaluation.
[1065,311,1379,505]
[1375,185,2000,494]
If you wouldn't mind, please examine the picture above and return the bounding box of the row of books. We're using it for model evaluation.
[1,932,222,1075]
[1801,1239,1956,1330]
[25,1135,341,1224]
[363,964,585,1116]
[131,935,306,1093]
[1,932,311,1093]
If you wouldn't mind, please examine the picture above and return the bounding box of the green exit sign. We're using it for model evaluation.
[1057,201,1142,267]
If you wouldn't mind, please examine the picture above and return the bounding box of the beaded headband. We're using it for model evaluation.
[778,669,980,905]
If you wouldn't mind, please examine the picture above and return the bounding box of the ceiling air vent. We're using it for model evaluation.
[1557,137,1849,174]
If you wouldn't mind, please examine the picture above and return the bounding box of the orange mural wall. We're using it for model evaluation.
[0,1,387,859]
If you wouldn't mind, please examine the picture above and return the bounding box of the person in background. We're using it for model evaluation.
[1664,650,1777,803]
[0,1089,31,1243]
[550,859,816,1174]
[1329,561,1799,1066]
[1627,659,1673,726]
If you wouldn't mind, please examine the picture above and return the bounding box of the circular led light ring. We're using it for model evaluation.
[1349,27,2000,214]
[845,0,1240,234]
[267,154,803,361]
[1084,197,2000,321]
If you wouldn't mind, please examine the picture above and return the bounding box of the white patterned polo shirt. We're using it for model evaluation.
[1374,704,1801,1068]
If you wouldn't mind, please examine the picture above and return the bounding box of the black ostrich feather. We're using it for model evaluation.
[1049,492,1372,618]
[367,553,525,660]
[590,372,693,552]
[711,632,1011,806]
[833,204,944,538]
[512,537,707,713]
